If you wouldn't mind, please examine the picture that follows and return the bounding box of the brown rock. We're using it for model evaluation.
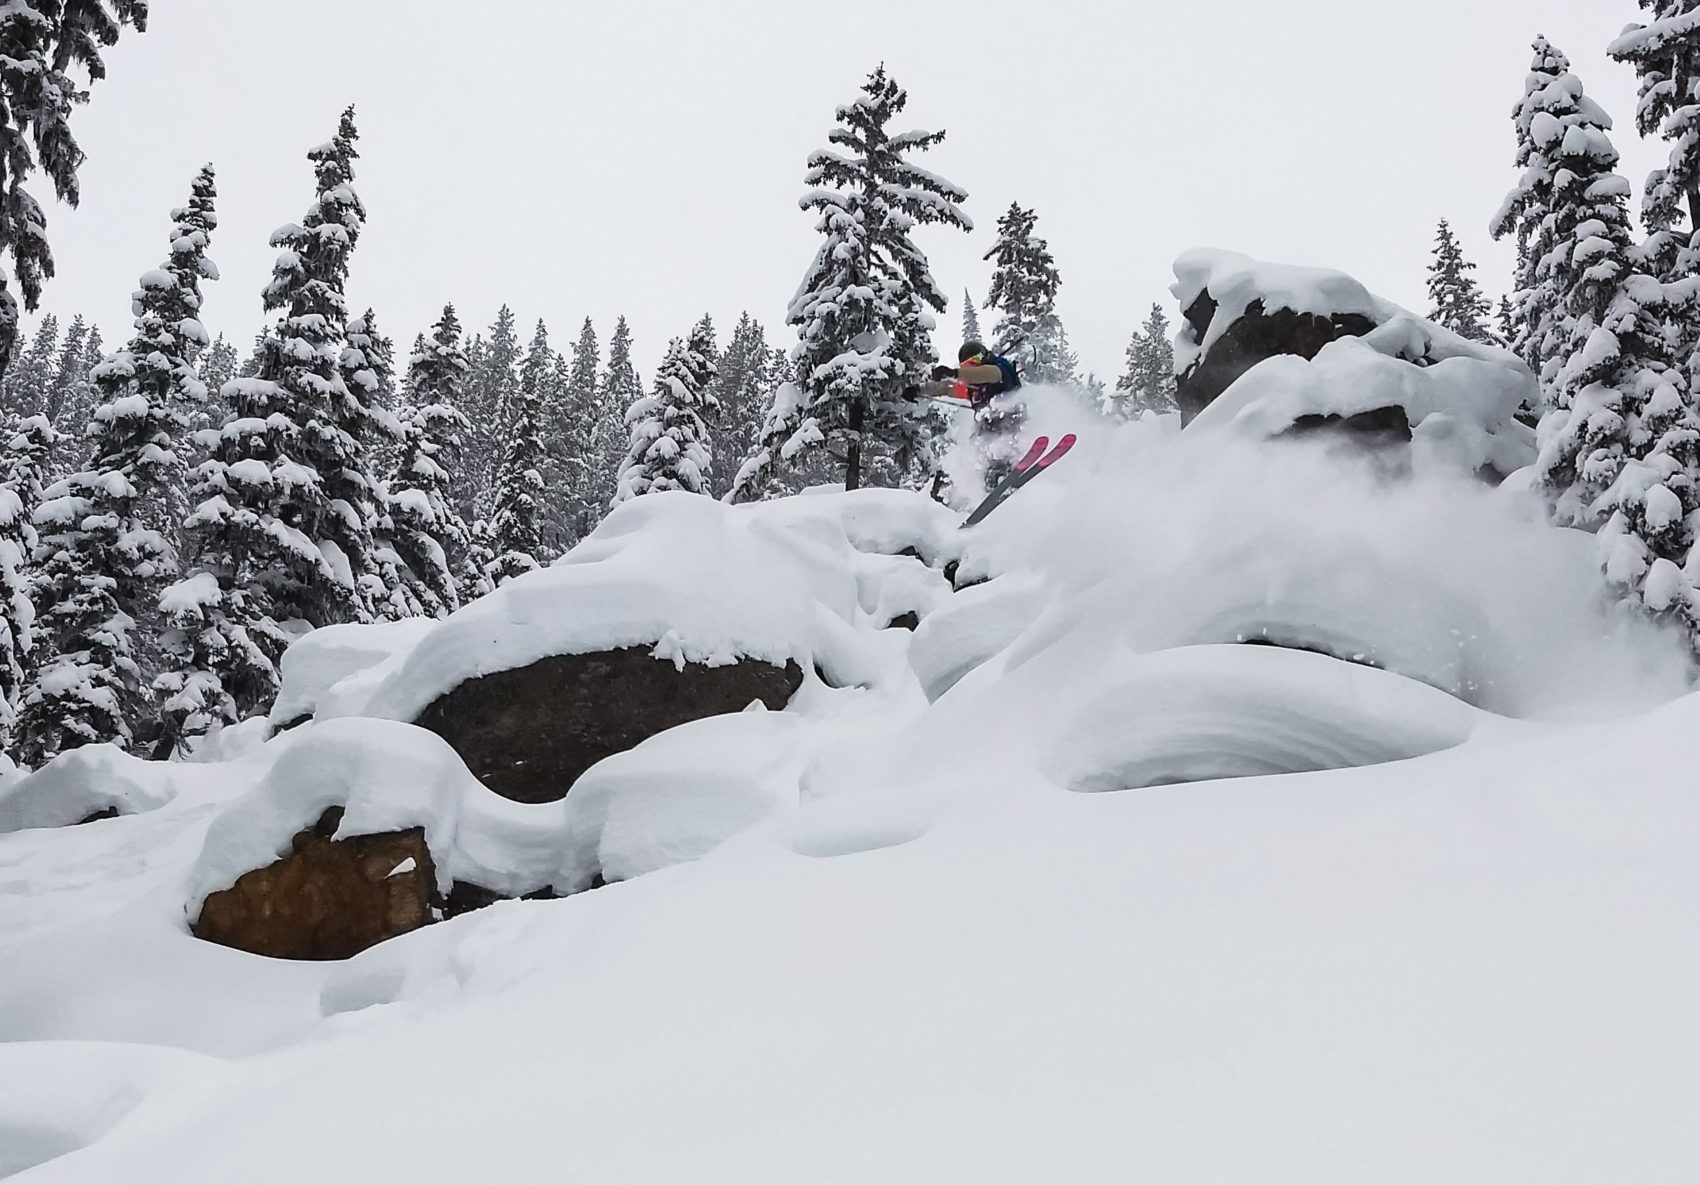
[194,807,436,960]
[414,646,804,804]
[1176,291,1379,423]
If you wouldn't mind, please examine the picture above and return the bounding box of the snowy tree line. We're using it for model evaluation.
[0,100,805,766]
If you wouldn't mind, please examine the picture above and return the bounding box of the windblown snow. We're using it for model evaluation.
[2,267,1696,1184]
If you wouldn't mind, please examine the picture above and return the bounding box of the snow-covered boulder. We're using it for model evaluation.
[0,745,179,834]
[190,720,489,959]
[360,491,931,804]
[1172,249,1537,477]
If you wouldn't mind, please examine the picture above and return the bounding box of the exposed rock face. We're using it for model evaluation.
[193,807,436,960]
[1176,291,1378,423]
[414,646,805,804]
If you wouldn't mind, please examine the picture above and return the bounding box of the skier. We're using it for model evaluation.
[905,340,1021,409]
[905,340,1027,489]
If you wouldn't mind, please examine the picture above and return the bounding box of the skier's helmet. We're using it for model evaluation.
[959,340,986,363]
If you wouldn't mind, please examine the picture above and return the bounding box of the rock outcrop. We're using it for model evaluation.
[1176,291,1378,423]
[414,647,805,804]
[193,807,436,960]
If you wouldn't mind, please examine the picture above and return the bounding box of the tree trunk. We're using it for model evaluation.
[844,397,864,491]
[1688,187,1700,256]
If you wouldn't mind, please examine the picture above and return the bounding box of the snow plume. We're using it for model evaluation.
[955,419,1694,720]
[938,382,1121,504]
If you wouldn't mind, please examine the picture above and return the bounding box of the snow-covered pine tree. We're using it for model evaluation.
[1491,37,1578,404]
[962,288,982,344]
[46,313,85,418]
[197,334,238,404]
[203,106,373,636]
[385,306,476,616]
[1426,219,1495,342]
[1497,39,1700,641]
[1497,294,1519,349]
[735,66,970,497]
[982,202,1074,384]
[486,327,548,586]
[1111,303,1179,418]
[1611,4,1700,252]
[708,312,774,498]
[597,315,642,499]
[17,164,219,762]
[614,324,717,503]
[0,1,146,379]
[460,305,520,516]
[3,316,58,419]
[542,316,601,544]
[0,415,53,750]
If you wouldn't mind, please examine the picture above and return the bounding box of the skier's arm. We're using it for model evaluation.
[958,363,1003,386]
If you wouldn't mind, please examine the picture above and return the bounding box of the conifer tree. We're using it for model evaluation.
[1491,38,1576,400]
[4,316,58,418]
[1611,3,1700,252]
[615,324,718,503]
[1497,294,1519,350]
[461,305,520,514]
[1112,303,1179,418]
[0,415,52,749]
[597,315,642,500]
[384,306,475,617]
[1495,38,1700,641]
[486,330,548,585]
[1425,219,1495,342]
[46,313,86,420]
[187,107,372,649]
[0,1,147,379]
[17,165,218,762]
[961,288,982,344]
[197,334,238,404]
[982,202,1072,383]
[709,312,774,497]
[736,66,969,497]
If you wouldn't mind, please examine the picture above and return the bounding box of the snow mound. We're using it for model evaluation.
[1045,645,1487,792]
[269,618,436,727]
[0,745,179,834]
[0,1041,222,1179]
[562,708,811,888]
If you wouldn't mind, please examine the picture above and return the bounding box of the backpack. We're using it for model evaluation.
[992,353,1022,393]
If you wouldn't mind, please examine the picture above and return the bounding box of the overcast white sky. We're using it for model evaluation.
[30,0,1664,383]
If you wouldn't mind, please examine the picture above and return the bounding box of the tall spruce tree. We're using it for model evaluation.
[736,66,969,496]
[709,312,774,498]
[1112,303,1179,418]
[46,313,85,419]
[0,1,147,379]
[460,305,520,516]
[16,164,218,763]
[209,106,372,632]
[1495,38,1700,641]
[615,324,718,503]
[1426,219,1495,342]
[961,288,982,344]
[385,306,476,616]
[597,315,641,502]
[4,316,58,418]
[982,202,1072,383]
[0,414,52,750]
[1491,37,1576,404]
[486,337,547,585]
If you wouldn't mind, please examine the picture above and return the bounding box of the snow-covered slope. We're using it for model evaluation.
[2,412,1695,1184]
